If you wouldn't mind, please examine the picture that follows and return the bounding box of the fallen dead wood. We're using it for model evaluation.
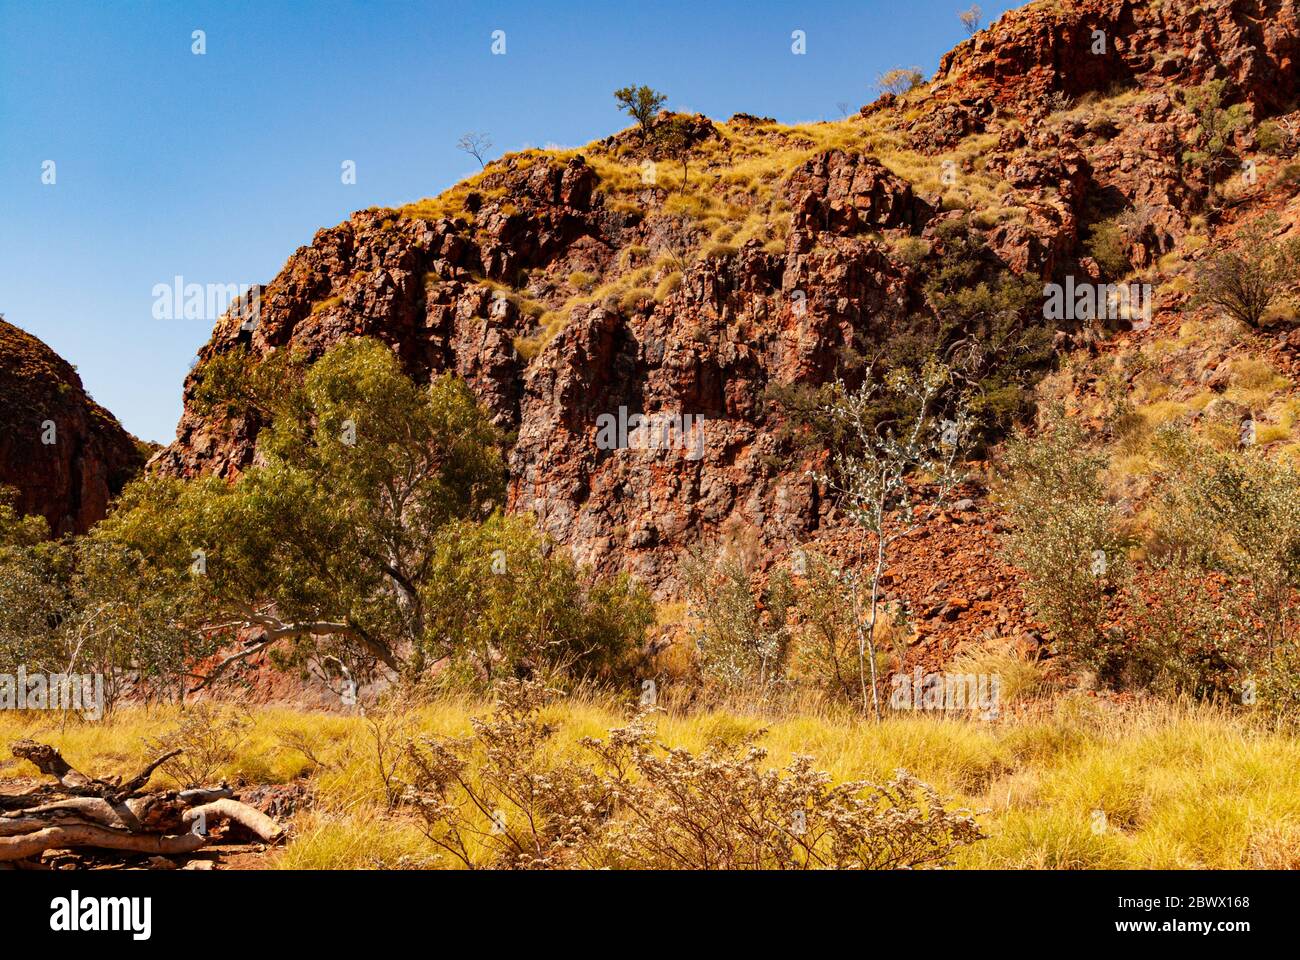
[1,739,285,866]
[184,798,284,843]
[10,739,181,803]
[0,825,207,861]
[179,787,234,804]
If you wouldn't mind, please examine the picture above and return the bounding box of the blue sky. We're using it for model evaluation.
[0,0,1017,443]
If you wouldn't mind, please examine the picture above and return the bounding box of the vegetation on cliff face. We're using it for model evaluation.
[152,0,1300,612]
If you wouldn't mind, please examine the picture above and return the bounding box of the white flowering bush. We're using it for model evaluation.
[811,362,971,718]
[402,680,985,869]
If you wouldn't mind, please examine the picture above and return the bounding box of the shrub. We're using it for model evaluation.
[891,235,931,267]
[403,679,986,869]
[1276,163,1300,188]
[680,532,794,693]
[1121,561,1249,700]
[403,680,605,869]
[1182,80,1251,203]
[143,704,251,788]
[1085,217,1129,279]
[996,412,1130,675]
[1194,214,1300,329]
[0,489,207,710]
[916,217,1051,439]
[1147,429,1300,716]
[877,68,925,96]
[1257,120,1286,155]
[789,551,910,704]
[421,514,653,688]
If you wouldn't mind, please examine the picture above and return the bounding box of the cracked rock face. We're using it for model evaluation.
[937,0,1300,115]
[0,318,144,536]
[154,0,1299,594]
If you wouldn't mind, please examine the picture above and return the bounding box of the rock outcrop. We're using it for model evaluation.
[936,0,1300,114]
[0,318,144,536]
[154,0,1299,597]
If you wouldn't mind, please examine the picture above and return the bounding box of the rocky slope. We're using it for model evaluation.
[0,318,144,536]
[155,0,1300,621]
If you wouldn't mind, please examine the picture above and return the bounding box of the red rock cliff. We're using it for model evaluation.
[0,318,145,536]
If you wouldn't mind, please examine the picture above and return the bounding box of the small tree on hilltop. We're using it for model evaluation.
[1182,80,1250,205]
[456,132,493,169]
[811,361,971,720]
[1194,214,1300,329]
[958,5,982,36]
[614,85,667,133]
[653,115,696,192]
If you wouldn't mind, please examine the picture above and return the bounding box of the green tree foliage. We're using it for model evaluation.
[421,514,653,686]
[613,85,667,132]
[0,488,206,709]
[1084,217,1129,280]
[652,115,696,191]
[997,411,1130,675]
[0,490,67,676]
[96,338,649,691]
[916,217,1050,437]
[1182,80,1251,204]
[97,339,507,683]
[999,417,1300,715]
[1146,430,1300,714]
[769,218,1049,464]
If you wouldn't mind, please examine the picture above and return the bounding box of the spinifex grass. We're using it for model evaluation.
[2,694,1296,869]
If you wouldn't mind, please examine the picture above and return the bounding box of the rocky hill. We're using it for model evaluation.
[0,317,145,536]
[154,0,1300,632]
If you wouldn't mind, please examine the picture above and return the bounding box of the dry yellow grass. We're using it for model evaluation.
[2,693,1297,869]
[374,89,1051,356]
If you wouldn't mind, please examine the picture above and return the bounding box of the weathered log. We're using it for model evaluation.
[9,739,179,802]
[0,785,50,812]
[184,799,284,843]
[178,787,234,805]
[10,740,95,793]
[0,816,86,837]
[0,825,206,861]
[17,797,141,831]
